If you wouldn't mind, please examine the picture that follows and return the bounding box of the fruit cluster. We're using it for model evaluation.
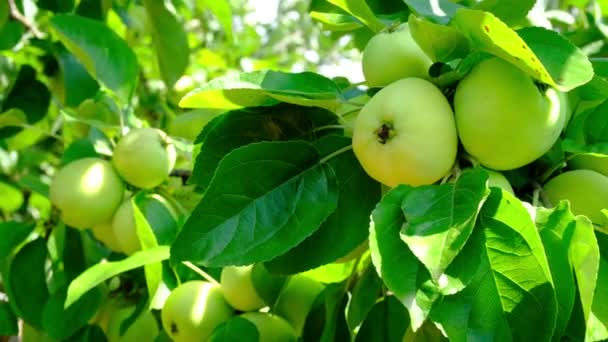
[351,22,606,226]
[49,127,177,254]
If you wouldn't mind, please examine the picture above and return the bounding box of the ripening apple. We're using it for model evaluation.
[274,274,325,335]
[569,153,608,176]
[361,22,432,87]
[454,57,566,170]
[543,169,608,226]
[112,128,176,189]
[104,306,159,342]
[161,281,234,342]
[352,78,458,187]
[240,312,298,342]
[220,265,266,311]
[486,170,514,195]
[50,158,124,229]
[111,193,178,255]
[91,221,124,253]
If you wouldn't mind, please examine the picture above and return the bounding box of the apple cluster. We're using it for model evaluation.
[160,264,325,342]
[351,21,608,225]
[49,127,177,254]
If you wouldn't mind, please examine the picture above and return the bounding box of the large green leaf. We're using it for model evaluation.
[473,0,535,25]
[3,239,49,329]
[264,136,381,274]
[400,168,490,282]
[326,0,385,32]
[42,286,103,340]
[403,0,463,24]
[2,65,50,127]
[64,246,170,309]
[433,189,557,341]
[346,266,383,332]
[171,141,339,266]
[303,283,350,342]
[587,256,608,341]
[190,104,339,190]
[179,70,343,111]
[143,0,189,88]
[408,14,470,62]
[50,14,139,102]
[209,317,258,342]
[0,302,18,336]
[354,296,409,342]
[451,9,592,91]
[54,45,99,107]
[537,202,600,339]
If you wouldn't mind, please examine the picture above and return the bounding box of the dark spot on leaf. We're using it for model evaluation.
[483,25,490,33]
[514,57,520,61]
[531,57,536,62]
[522,45,527,50]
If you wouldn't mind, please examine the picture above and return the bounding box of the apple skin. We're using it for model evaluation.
[486,170,514,195]
[274,274,325,336]
[454,57,566,170]
[362,22,432,87]
[240,312,298,342]
[104,306,159,342]
[569,154,608,176]
[352,78,458,187]
[161,281,234,342]
[220,265,266,311]
[91,221,124,253]
[112,128,177,189]
[543,169,608,226]
[50,157,124,229]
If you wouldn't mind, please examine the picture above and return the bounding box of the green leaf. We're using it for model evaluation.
[190,104,339,190]
[408,14,469,62]
[171,141,339,266]
[537,202,600,338]
[326,0,385,32]
[179,70,343,112]
[0,181,23,212]
[42,286,103,340]
[303,283,350,342]
[403,0,463,25]
[368,186,440,330]
[37,0,74,12]
[143,0,189,88]
[434,189,557,341]
[50,14,139,102]
[346,266,383,331]
[355,296,409,342]
[3,239,49,329]
[517,27,593,91]
[0,22,24,50]
[67,325,107,342]
[0,0,8,27]
[264,136,380,274]
[301,261,356,283]
[399,168,490,282]
[587,255,608,341]
[54,45,99,107]
[451,9,592,91]
[309,11,364,31]
[0,302,18,336]
[199,0,233,41]
[64,246,170,309]
[250,263,288,306]
[60,139,98,166]
[473,0,535,25]
[562,99,608,154]
[2,65,50,127]
[208,317,259,342]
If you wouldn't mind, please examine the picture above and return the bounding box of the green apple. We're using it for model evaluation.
[161,281,234,342]
[91,221,124,253]
[454,57,566,170]
[486,170,514,195]
[352,77,458,187]
[111,193,178,255]
[240,312,298,342]
[220,265,266,311]
[112,127,176,189]
[105,306,159,342]
[362,22,432,87]
[569,153,608,176]
[543,169,608,226]
[274,274,325,335]
[50,157,124,229]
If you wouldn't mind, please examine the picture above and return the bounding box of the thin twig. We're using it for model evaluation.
[182,261,220,286]
[8,0,44,39]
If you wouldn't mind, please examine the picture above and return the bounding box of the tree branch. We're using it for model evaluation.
[8,0,44,39]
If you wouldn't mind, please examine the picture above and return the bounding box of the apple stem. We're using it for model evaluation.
[320,145,353,164]
[181,261,220,286]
